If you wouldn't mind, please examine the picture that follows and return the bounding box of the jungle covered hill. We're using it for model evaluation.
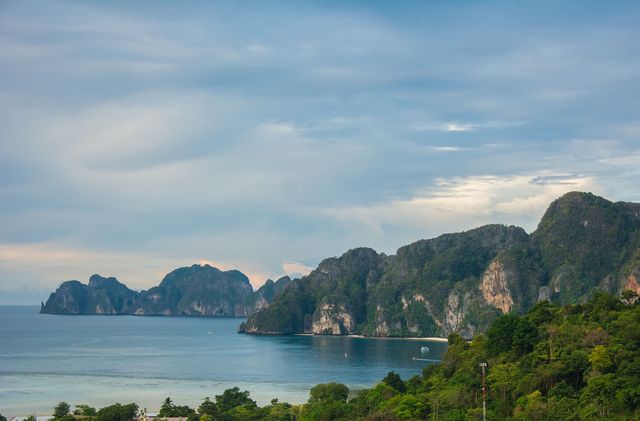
[22,291,640,421]
[242,192,640,338]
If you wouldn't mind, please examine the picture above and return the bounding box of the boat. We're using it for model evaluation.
[207,331,214,335]
[420,346,430,352]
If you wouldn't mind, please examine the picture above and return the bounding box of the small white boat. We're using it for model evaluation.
[207,331,214,335]
[420,346,430,353]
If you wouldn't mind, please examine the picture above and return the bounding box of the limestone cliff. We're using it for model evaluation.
[242,192,640,339]
[480,260,514,313]
[309,303,355,335]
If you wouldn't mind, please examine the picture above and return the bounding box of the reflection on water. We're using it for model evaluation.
[0,306,447,414]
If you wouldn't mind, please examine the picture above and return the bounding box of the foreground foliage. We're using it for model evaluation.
[43,292,640,420]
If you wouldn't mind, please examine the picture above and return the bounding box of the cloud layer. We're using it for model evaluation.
[0,1,639,296]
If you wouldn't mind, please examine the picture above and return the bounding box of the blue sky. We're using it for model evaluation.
[1,0,639,303]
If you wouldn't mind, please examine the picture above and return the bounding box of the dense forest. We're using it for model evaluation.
[12,290,639,421]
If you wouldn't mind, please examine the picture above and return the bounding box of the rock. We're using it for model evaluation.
[480,260,515,313]
[310,303,355,335]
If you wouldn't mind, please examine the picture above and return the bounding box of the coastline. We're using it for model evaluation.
[293,333,449,342]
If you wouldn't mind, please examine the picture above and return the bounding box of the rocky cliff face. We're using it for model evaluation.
[242,192,640,338]
[41,265,288,317]
[244,276,292,314]
[309,303,355,335]
[480,260,515,313]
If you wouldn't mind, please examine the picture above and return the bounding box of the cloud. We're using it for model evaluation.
[0,242,272,291]
[446,123,474,132]
[281,261,314,278]
[414,120,526,133]
[0,0,638,298]
[321,173,601,237]
[433,146,466,152]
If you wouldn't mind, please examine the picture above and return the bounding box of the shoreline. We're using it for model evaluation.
[293,333,449,342]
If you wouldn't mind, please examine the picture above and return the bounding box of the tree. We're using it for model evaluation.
[512,317,538,355]
[96,403,138,421]
[0,413,6,421]
[581,374,619,418]
[308,383,349,404]
[426,375,446,421]
[54,401,71,418]
[392,394,427,419]
[382,371,406,393]
[198,397,218,416]
[514,390,547,421]
[588,345,612,374]
[487,362,519,415]
[486,314,519,355]
[75,404,97,417]
[159,397,174,417]
[215,387,256,412]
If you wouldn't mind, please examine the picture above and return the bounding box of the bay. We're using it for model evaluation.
[0,306,446,416]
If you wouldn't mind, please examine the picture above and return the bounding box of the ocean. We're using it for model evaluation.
[0,305,446,416]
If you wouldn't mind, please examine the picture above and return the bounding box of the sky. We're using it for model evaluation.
[0,0,639,303]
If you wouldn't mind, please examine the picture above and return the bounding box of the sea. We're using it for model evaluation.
[0,305,447,416]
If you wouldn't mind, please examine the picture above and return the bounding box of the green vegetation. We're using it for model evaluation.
[242,193,640,338]
[159,398,196,418]
[34,291,639,420]
[74,405,97,417]
[242,225,528,337]
[53,402,73,421]
[95,403,138,421]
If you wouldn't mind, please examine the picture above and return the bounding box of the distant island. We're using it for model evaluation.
[41,265,291,317]
[41,192,640,339]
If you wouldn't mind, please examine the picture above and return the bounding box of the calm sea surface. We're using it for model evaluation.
[0,306,446,415]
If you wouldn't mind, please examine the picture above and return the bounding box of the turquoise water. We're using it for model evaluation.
[0,306,446,416]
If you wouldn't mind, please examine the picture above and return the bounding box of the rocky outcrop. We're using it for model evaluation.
[310,303,355,335]
[622,273,640,294]
[480,260,515,313]
[244,276,292,315]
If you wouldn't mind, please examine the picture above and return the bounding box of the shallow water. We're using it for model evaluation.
[0,306,446,415]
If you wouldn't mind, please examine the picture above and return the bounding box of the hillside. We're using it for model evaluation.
[241,192,640,337]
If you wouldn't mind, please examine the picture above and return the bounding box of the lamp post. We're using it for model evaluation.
[479,362,487,421]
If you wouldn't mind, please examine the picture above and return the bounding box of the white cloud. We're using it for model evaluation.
[433,146,465,152]
[322,173,602,236]
[415,120,525,133]
[281,261,314,277]
[446,123,474,132]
